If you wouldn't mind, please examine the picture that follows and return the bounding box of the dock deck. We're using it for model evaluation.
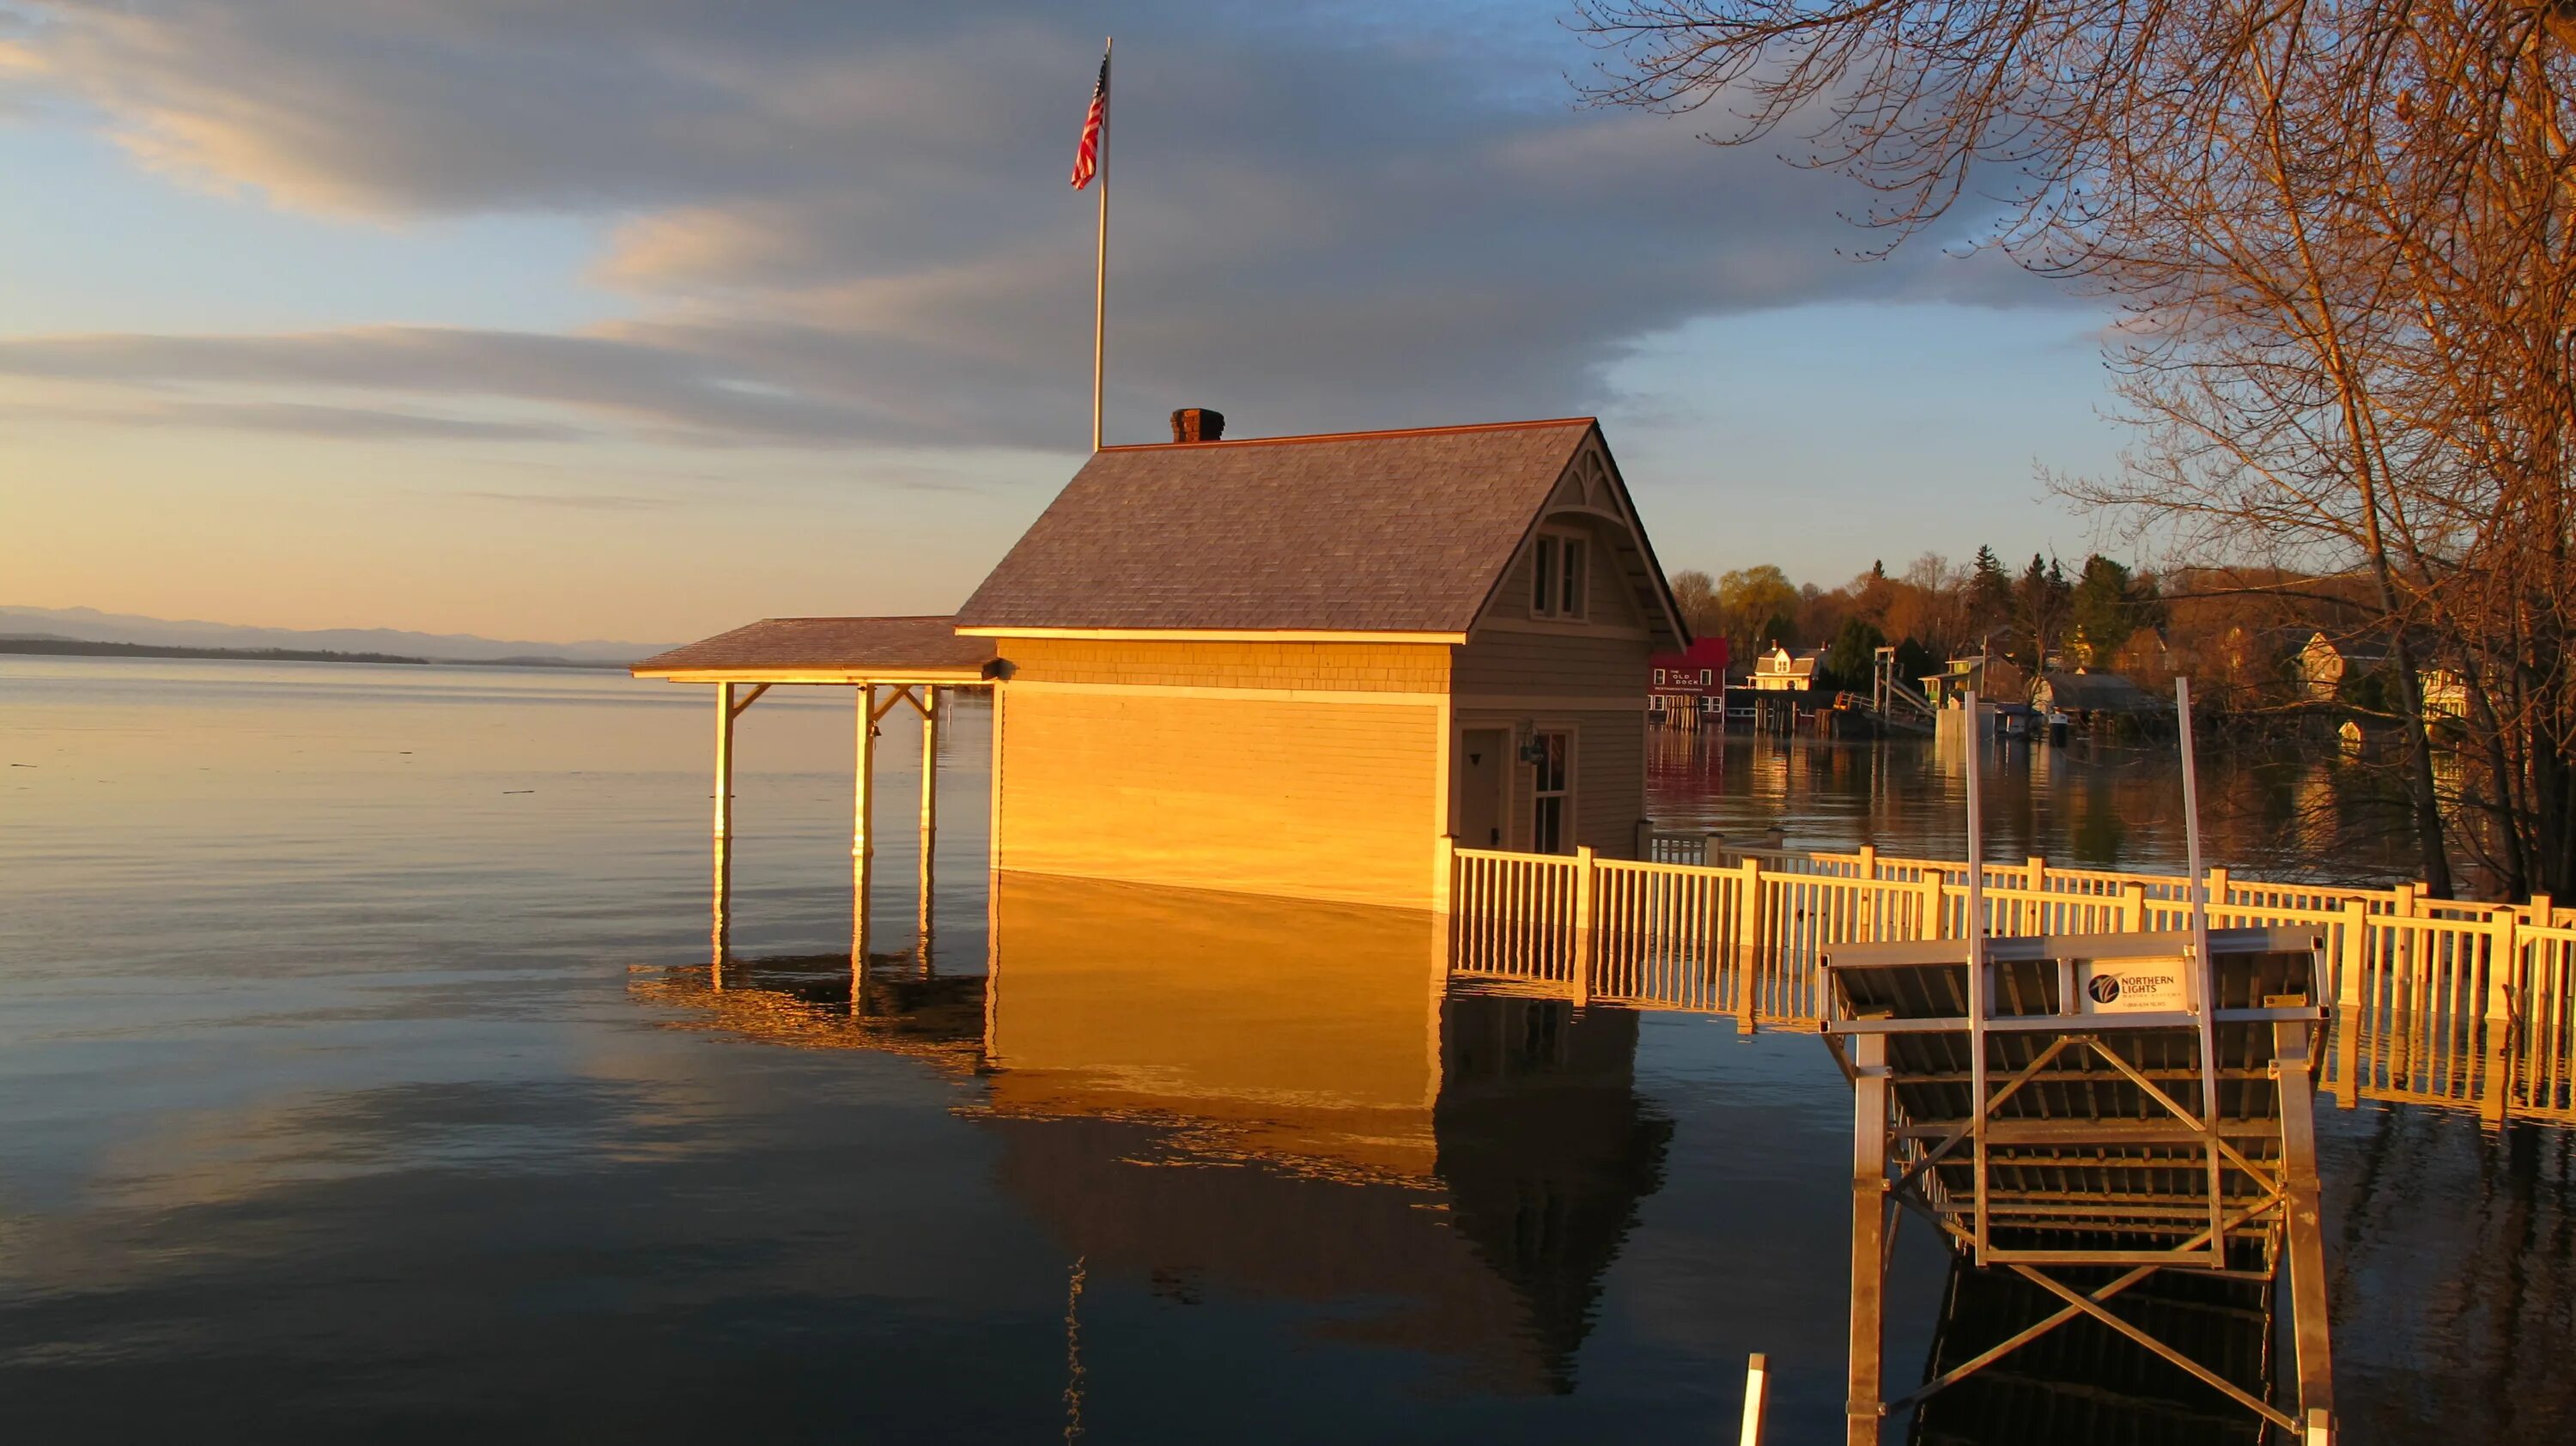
[1823,927,2332,1443]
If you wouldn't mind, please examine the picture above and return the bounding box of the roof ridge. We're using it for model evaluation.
[1096,416,1597,453]
[754,614,956,624]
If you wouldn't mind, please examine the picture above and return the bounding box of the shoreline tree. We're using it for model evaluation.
[1575,1,2576,896]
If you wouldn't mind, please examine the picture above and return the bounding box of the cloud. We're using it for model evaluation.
[0,2,2079,452]
[0,392,590,440]
[449,489,677,511]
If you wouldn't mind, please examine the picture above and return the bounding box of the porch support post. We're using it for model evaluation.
[712,681,735,981]
[854,683,877,966]
[1846,1030,1888,1446]
[918,685,939,972]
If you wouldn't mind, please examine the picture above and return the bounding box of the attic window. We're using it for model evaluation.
[1531,532,1588,621]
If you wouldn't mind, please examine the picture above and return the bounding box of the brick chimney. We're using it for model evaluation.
[1169,407,1224,443]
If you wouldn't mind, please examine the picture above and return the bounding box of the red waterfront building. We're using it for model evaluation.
[1648,636,1729,726]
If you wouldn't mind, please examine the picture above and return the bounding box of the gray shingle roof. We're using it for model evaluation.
[2037,671,2159,712]
[631,616,998,677]
[955,419,1599,633]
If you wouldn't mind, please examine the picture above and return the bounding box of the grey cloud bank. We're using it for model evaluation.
[0,1,2069,452]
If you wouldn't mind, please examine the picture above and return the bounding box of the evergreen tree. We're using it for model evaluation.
[1822,616,1888,691]
[1966,546,2013,637]
[2013,553,2075,668]
[2069,554,2162,666]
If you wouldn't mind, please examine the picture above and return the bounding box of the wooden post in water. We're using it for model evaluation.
[1738,856,1765,1033]
[1740,1352,1771,1446]
[917,685,939,973]
[1845,1031,1888,1445]
[1572,845,1595,1007]
[854,684,877,966]
[2335,900,2369,1107]
[1857,845,1880,941]
[2484,911,2516,1126]
[712,681,735,981]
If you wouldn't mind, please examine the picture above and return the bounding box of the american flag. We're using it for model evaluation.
[1070,49,1109,189]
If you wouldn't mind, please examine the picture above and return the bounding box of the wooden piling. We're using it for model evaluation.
[1740,1352,1770,1446]
[854,684,877,963]
[1572,846,1595,1008]
[1738,856,1765,1032]
[2485,911,2516,1126]
[2334,900,2368,1106]
[713,681,735,979]
[918,684,939,970]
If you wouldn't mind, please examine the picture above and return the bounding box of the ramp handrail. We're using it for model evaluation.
[1451,840,2576,1124]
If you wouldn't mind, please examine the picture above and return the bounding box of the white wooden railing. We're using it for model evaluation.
[1449,837,2576,1126]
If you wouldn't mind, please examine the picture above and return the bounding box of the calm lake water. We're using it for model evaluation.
[2,658,2568,1443]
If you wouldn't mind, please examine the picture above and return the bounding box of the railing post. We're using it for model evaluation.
[2334,900,2367,1108]
[1923,874,1946,941]
[2529,893,2555,929]
[1703,830,1722,867]
[1572,846,1595,1008]
[2026,854,2046,893]
[2394,882,2419,918]
[1858,845,1879,941]
[2123,882,2148,933]
[2206,865,2232,921]
[2484,912,2516,1126]
[1738,856,1765,1033]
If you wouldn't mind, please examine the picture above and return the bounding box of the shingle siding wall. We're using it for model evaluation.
[1004,637,1447,694]
[1480,513,1647,630]
[1453,630,1649,697]
[993,637,1444,909]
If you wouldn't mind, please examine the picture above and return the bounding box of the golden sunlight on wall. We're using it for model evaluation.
[992,638,1447,908]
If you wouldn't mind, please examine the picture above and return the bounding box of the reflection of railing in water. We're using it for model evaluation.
[1449,840,2576,1125]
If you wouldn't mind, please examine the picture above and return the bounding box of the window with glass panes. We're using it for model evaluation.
[1530,731,1571,853]
[1529,533,1587,620]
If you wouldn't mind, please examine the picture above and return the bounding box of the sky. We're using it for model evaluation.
[0,0,2129,647]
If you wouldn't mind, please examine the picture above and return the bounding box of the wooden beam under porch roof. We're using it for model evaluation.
[630,616,1001,974]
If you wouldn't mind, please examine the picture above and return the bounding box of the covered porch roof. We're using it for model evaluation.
[630,616,1002,685]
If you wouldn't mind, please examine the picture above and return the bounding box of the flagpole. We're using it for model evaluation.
[1091,37,1111,453]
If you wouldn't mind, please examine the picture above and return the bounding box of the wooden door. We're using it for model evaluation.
[1458,728,1507,849]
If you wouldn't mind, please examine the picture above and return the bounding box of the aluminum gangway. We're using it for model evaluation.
[1825,927,2334,1443]
[1825,680,2335,1444]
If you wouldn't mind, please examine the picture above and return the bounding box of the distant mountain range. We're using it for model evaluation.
[0,605,673,667]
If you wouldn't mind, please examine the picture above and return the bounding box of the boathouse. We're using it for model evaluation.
[635,415,1687,918]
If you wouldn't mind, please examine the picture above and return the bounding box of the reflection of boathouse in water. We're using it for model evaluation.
[634,414,1687,918]
[635,875,1673,1392]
